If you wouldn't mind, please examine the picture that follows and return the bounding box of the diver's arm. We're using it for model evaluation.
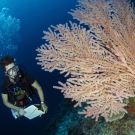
[1,94,25,115]
[32,80,48,113]
[1,94,18,111]
[31,80,45,102]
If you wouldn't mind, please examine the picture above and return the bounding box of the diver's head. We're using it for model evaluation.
[0,55,21,82]
[5,63,18,77]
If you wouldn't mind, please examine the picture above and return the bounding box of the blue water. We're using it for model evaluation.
[0,0,77,135]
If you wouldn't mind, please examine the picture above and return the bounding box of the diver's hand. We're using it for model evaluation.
[41,103,48,114]
[18,108,26,116]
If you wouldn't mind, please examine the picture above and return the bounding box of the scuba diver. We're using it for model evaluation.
[0,55,48,118]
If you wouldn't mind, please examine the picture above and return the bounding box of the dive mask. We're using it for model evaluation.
[5,65,19,76]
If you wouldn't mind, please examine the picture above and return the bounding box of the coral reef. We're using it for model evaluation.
[36,0,135,122]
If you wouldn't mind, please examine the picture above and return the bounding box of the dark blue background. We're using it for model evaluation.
[0,0,77,135]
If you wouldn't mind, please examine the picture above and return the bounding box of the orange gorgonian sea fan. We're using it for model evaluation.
[36,0,135,122]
